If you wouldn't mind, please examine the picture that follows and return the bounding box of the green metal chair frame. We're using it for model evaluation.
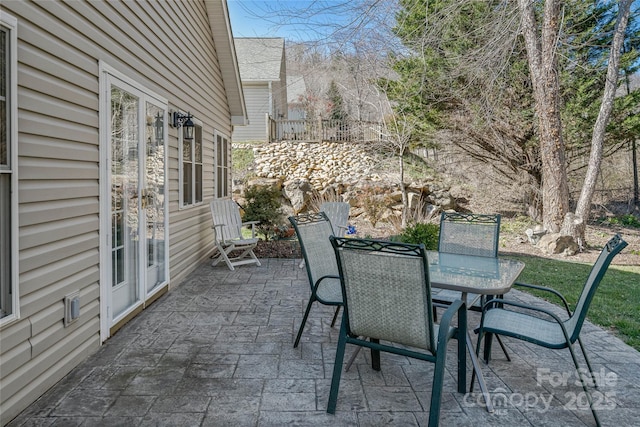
[289,212,343,348]
[438,212,501,257]
[433,212,510,360]
[327,237,467,427]
[473,234,627,427]
[298,201,350,269]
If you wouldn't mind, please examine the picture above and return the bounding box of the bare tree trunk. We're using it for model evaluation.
[399,154,407,228]
[567,0,633,246]
[633,138,639,207]
[518,0,569,233]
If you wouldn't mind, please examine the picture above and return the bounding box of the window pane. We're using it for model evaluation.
[216,135,222,168]
[183,140,191,161]
[0,28,6,166]
[183,162,192,205]
[194,125,202,163]
[195,164,202,203]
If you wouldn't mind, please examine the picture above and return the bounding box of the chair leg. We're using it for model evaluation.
[327,322,348,414]
[294,297,316,348]
[567,342,601,427]
[212,243,235,270]
[330,306,341,327]
[345,345,362,372]
[482,333,511,362]
[370,338,381,371]
[495,335,511,362]
[577,336,598,388]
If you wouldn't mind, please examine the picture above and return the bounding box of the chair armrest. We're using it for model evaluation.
[513,281,573,316]
[313,275,341,293]
[334,224,349,237]
[211,224,224,241]
[242,221,260,238]
[482,298,569,326]
[438,299,466,343]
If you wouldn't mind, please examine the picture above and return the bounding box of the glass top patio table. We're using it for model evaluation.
[426,250,525,413]
[426,251,525,297]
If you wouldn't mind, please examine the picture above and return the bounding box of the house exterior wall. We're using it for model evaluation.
[232,82,270,142]
[274,52,288,120]
[0,1,237,423]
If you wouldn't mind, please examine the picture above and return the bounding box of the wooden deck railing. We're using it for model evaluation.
[268,117,384,143]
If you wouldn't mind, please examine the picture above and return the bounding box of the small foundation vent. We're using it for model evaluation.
[64,291,81,327]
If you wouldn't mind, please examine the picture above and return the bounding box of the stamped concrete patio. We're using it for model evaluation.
[7,258,640,426]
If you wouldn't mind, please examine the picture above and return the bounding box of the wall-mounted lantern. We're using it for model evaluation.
[171,110,195,141]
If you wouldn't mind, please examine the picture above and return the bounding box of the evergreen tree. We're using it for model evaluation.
[326,80,347,121]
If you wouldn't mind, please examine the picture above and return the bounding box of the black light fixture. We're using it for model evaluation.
[154,112,164,144]
[172,111,195,141]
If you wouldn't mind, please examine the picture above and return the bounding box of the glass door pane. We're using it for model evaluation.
[110,86,140,318]
[144,103,166,293]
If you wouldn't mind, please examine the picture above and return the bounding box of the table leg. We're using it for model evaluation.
[459,291,493,413]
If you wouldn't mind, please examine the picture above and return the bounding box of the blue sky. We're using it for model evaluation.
[227,0,352,41]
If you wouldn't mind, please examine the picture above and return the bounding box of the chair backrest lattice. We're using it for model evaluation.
[566,234,627,343]
[438,212,501,258]
[210,199,243,242]
[289,212,338,291]
[320,202,350,237]
[331,237,437,353]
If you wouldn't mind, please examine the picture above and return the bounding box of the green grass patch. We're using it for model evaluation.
[505,254,640,351]
[232,147,254,173]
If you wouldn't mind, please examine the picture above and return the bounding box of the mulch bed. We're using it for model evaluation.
[253,239,302,259]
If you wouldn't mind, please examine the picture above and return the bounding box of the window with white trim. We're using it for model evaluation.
[1,12,17,322]
[180,122,203,206]
[215,131,230,198]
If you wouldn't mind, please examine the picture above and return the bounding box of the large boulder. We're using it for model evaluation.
[537,233,579,256]
[283,178,313,214]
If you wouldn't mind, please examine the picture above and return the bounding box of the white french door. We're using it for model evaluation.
[100,67,168,340]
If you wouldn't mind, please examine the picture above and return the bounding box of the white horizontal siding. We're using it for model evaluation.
[1,0,236,423]
[232,84,270,141]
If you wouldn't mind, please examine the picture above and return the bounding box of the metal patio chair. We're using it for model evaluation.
[327,237,466,427]
[473,234,627,427]
[298,201,350,269]
[289,212,342,348]
[209,199,261,271]
[432,212,511,359]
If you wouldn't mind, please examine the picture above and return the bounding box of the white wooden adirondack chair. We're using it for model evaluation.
[210,199,261,270]
[320,202,350,237]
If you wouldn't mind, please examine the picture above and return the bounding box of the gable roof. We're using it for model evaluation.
[204,0,247,125]
[234,37,285,82]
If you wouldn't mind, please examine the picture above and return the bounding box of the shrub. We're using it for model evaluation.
[603,214,640,228]
[360,193,389,228]
[242,185,284,241]
[398,222,440,250]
